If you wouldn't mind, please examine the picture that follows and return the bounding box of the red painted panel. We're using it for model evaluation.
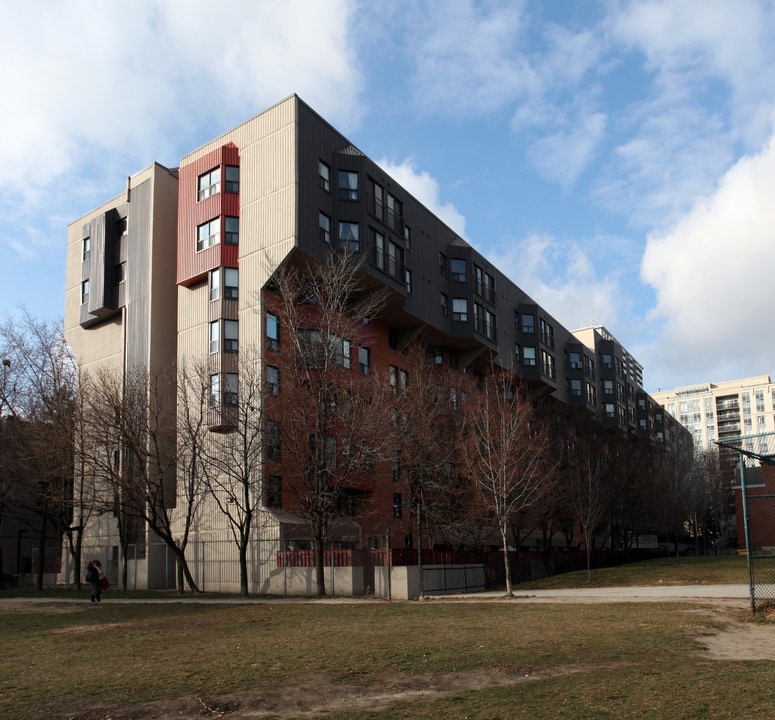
[177,144,241,286]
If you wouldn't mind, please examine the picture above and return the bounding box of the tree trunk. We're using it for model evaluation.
[36,512,48,591]
[314,536,326,596]
[239,540,249,596]
[500,523,512,597]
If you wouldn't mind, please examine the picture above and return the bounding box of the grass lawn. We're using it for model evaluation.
[0,555,768,719]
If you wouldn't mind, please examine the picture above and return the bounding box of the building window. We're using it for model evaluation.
[339,222,359,251]
[474,266,495,302]
[392,452,401,482]
[224,373,238,406]
[340,338,352,369]
[541,349,555,379]
[400,369,408,391]
[358,347,370,376]
[319,212,331,243]
[586,382,596,405]
[405,269,412,294]
[209,374,220,407]
[267,312,280,351]
[82,236,91,262]
[267,475,282,508]
[604,403,616,418]
[209,269,220,301]
[568,378,583,397]
[393,493,402,518]
[569,351,582,369]
[319,161,331,192]
[386,193,403,231]
[603,379,614,395]
[370,179,384,218]
[371,228,385,270]
[197,219,220,251]
[450,258,467,282]
[198,167,220,201]
[523,347,537,367]
[389,365,398,393]
[404,225,411,251]
[540,318,554,348]
[224,216,239,245]
[225,165,239,194]
[81,280,89,305]
[224,320,239,353]
[452,298,468,322]
[224,267,238,300]
[267,420,281,461]
[387,240,401,276]
[267,365,280,397]
[439,252,447,277]
[430,346,443,365]
[602,353,613,369]
[338,170,358,200]
[521,313,535,334]
[440,293,448,317]
[209,321,219,354]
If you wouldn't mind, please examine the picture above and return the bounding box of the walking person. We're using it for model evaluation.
[85,559,104,603]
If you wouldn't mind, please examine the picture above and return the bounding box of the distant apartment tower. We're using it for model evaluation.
[651,375,775,452]
[63,96,689,593]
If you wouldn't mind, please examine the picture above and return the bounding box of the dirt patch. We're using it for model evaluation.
[42,664,621,720]
[698,620,775,660]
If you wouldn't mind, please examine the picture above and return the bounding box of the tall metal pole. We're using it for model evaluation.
[738,454,755,612]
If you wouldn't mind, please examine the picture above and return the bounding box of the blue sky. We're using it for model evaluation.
[2,0,775,393]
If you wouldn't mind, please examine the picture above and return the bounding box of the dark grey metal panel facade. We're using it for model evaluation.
[125,178,152,369]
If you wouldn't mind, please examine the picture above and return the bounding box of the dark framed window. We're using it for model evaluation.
[224,268,238,300]
[450,258,467,282]
[224,216,239,245]
[319,161,331,192]
[267,475,282,508]
[339,222,359,251]
[266,312,280,351]
[319,212,331,243]
[267,365,280,397]
[338,170,358,200]
[225,165,239,193]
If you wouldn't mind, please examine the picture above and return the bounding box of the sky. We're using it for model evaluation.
[1,0,775,394]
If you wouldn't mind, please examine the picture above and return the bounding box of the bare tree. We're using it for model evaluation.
[85,365,200,592]
[459,369,556,596]
[0,310,76,590]
[193,348,267,596]
[271,251,393,595]
[564,424,613,581]
[390,342,464,551]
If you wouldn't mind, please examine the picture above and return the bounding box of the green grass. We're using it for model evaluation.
[0,555,764,719]
[518,553,749,590]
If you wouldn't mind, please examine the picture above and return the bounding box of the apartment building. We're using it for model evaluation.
[64,95,687,594]
[652,375,775,452]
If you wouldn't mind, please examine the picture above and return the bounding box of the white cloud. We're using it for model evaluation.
[0,0,363,200]
[640,124,775,387]
[487,233,623,332]
[406,1,537,116]
[374,158,467,237]
[599,0,775,227]
[527,110,607,188]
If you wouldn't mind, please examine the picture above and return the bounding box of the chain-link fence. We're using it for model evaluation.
[717,432,775,612]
